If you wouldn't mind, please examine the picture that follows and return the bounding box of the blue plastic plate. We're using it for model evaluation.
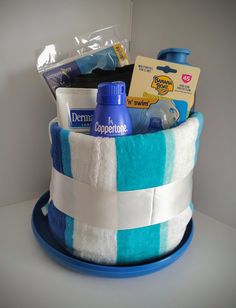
[31,192,194,278]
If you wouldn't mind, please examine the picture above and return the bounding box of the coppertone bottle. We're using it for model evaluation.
[90,81,132,137]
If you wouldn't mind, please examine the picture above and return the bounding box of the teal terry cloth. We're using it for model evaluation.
[163,129,175,183]
[65,216,74,250]
[117,221,168,265]
[192,112,204,163]
[60,128,72,178]
[115,130,171,191]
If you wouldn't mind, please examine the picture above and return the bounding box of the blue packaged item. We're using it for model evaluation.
[41,45,128,97]
[90,82,132,137]
[36,26,129,97]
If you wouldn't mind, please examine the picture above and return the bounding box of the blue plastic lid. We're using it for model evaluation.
[157,48,191,65]
[97,81,126,105]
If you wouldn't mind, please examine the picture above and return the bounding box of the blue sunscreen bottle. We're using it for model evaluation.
[90,81,132,137]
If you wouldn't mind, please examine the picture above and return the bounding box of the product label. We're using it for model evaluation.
[94,117,128,136]
[113,43,129,66]
[69,109,94,129]
[151,75,174,95]
[129,56,200,110]
[43,61,80,97]
[126,96,159,109]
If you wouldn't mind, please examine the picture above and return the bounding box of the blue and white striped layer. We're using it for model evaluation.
[50,112,204,192]
[48,201,193,265]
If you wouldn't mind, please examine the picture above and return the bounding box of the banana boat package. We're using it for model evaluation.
[127,56,200,133]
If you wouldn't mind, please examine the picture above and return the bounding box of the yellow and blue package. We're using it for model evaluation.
[127,56,200,133]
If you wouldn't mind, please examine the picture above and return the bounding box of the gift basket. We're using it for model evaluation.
[32,26,203,278]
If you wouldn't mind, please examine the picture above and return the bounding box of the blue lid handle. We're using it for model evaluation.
[157,48,191,65]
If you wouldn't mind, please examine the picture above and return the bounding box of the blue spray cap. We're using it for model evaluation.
[97,81,126,105]
[157,48,191,65]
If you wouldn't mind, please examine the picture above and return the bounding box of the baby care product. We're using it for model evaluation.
[36,26,129,97]
[90,82,132,137]
[127,56,200,133]
[41,44,128,97]
[56,87,97,133]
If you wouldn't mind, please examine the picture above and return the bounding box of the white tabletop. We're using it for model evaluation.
[0,198,236,308]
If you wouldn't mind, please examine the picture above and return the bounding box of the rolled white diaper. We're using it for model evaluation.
[50,167,193,230]
[49,112,203,192]
[48,201,193,265]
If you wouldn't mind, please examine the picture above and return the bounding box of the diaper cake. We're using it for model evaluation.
[33,27,203,275]
[48,111,203,265]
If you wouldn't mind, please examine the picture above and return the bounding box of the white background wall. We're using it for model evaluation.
[1,0,236,229]
[130,0,236,228]
[0,0,132,206]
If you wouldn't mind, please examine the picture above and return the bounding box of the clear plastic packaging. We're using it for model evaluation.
[147,99,180,131]
[36,25,129,97]
[128,99,182,134]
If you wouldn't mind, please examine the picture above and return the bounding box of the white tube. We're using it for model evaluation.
[56,87,97,133]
